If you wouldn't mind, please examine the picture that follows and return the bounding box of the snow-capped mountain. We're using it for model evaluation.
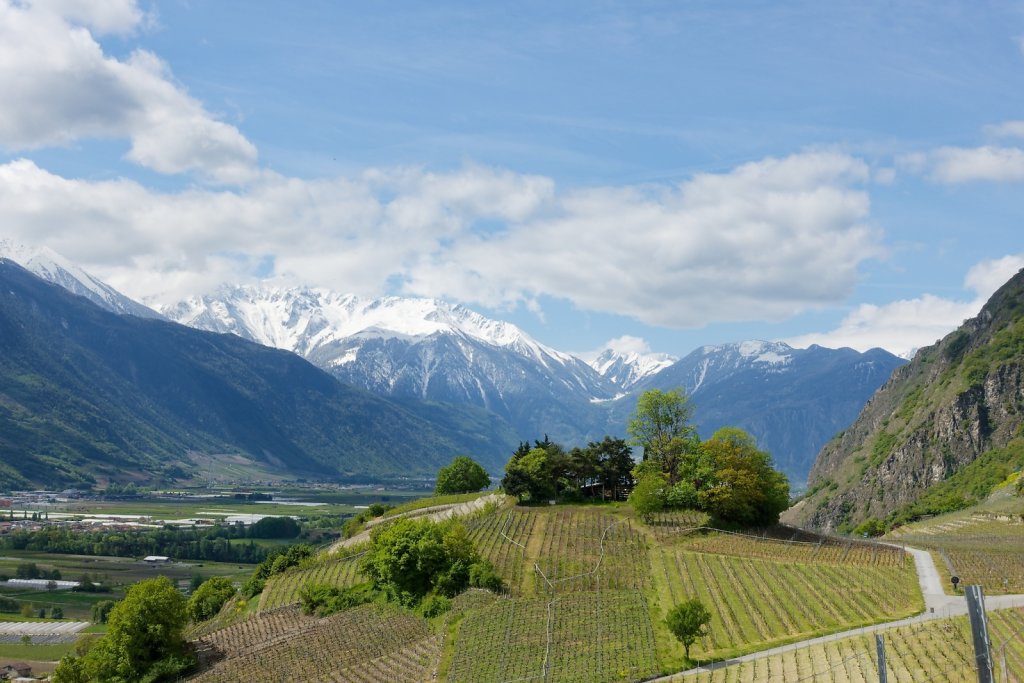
[0,240,160,319]
[589,348,677,390]
[164,285,619,444]
[625,340,906,484]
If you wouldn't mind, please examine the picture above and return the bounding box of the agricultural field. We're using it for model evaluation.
[889,510,1024,594]
[258,552,366,612]
[446,589,658,683]
[667,607,1024,683]
[188,603,438,682]
[186,502,928,682]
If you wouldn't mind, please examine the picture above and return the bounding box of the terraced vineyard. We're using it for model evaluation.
[650,546,920,658]
[890,513,1024,594]
[259,552,366,612]
[668,607,1024,683]
[534,509,650,592]
[466,508,537,594]
[189,604,438,682]
[185,500,928,682]
[447,589,659,683]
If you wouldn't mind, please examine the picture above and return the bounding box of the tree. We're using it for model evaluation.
[187,576,236,622]
[502,447,556,502]
[435,456,491,495]
[665,598,712,660]
[628,472,667,521]
[52,654,88,683]
[697,428,790,526]
[359,517,495,606]
[628,389,699,482]
[91,600,115,624]
[593,436,635,500]
[80,576,194,681]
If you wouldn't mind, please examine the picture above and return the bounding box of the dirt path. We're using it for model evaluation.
[326,493,505,553]
[647,544,1024,680]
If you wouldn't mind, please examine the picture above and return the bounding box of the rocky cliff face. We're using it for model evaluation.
[785,268,1024,531]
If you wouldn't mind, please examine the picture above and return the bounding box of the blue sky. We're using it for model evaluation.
[1,1,1023,360]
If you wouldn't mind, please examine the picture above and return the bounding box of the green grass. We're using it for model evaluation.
[0,641,77,661]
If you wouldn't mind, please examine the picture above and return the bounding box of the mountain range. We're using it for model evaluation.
[0,259,516,489]
[1,242,909,487]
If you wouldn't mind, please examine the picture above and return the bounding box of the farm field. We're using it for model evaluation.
[191,500,928,682]
[666,607,1024,683]
[187,603,439,682]
[889,509,1024,594]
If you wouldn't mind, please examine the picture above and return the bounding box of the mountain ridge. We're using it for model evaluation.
[785,267,1024,531]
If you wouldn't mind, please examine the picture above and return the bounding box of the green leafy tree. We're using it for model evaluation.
[628,389,699,483]
[91,600,116,624]
[594,436,635,500]
[187,576,236,622]
[665,598,712,660]
[80,575,194,682]
[359,517,495,606]
[52,654,88,683]
[628,472,667,521]
[698,428,790,526]
[502,447,555,501]
[435,456,491,495]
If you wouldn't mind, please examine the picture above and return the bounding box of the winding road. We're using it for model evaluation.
[649,544,1024,680]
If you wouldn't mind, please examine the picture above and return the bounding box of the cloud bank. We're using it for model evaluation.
[786,254,1024,358]
[0,0,257,183]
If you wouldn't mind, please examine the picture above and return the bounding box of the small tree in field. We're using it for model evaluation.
[666,598,712,660]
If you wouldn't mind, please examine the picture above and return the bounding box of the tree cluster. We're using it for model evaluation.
[501,436,635,502]
[359,517,501,608]
[3,523,295,564]
[187,576,236,622]
[628,389,790,527]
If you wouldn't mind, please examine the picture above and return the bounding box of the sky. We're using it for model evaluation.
[1,0,1023,361]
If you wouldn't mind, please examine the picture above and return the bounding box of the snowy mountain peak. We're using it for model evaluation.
[589,347,677,389]
[0,240,160,319]
[163,284,576,368]
[700,340,794,366]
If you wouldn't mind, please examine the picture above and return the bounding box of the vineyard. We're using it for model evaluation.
[891,513,1024,594]
[181,501,933,682]
[649,546,921,658]
[188,603,438,682]
[668,607,1024,683]
[446,589,659,683]
[259,552,366,612]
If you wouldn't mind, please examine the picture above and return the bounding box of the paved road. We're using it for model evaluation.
[647,544,1024,680]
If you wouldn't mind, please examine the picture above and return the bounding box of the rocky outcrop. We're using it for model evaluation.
[785,268,1024,531]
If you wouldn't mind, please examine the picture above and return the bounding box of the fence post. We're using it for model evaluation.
[876,634,888,683]
[965,584,995,683]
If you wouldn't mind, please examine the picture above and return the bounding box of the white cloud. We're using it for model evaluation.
[786,254,1024,358]
[985,120,1024,139]
[0,152,882,329]
[28,0,145,35]
[0,0,256,183]
[928,146,1024,183]
[404,151,881,327]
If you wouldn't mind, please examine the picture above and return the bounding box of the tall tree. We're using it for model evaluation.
[628,388,699,483]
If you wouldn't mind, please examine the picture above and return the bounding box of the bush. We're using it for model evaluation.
[419,594,452,617]
[298,582,381,617]
[187,576,236,622]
